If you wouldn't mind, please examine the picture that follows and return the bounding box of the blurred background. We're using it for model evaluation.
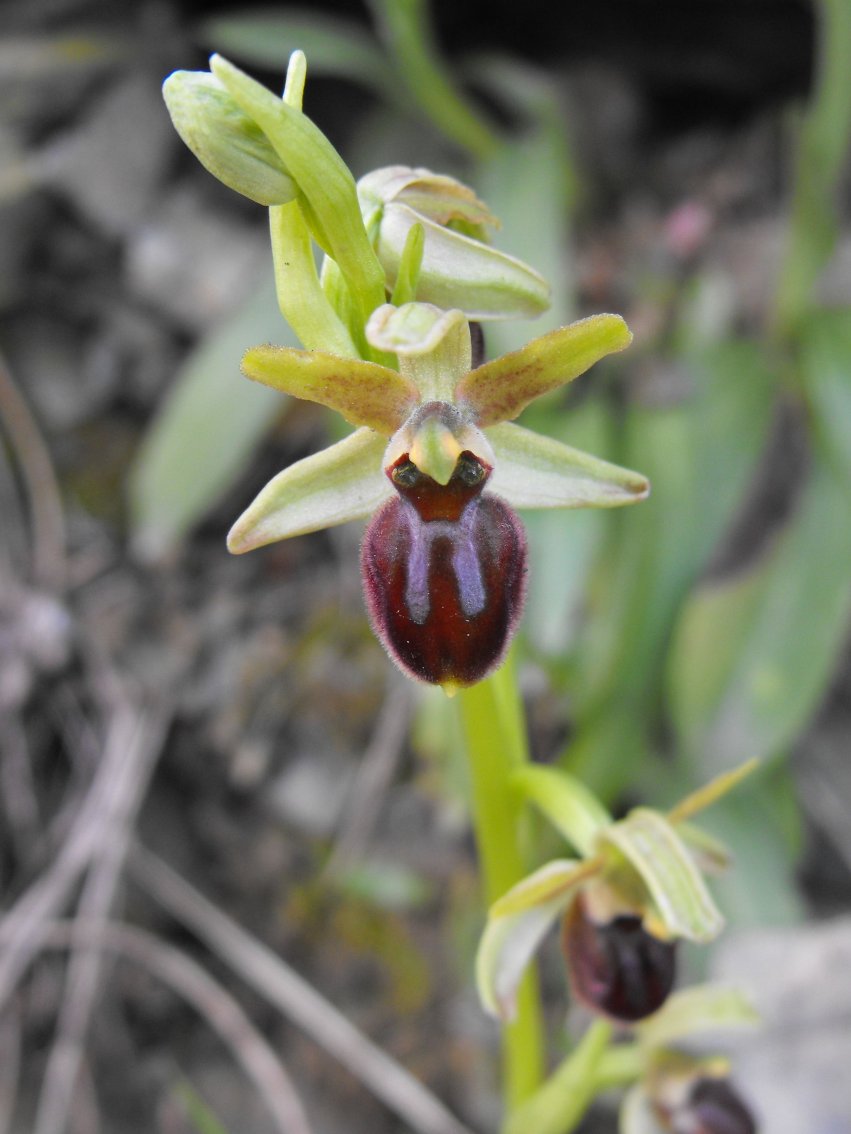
[1,1,850,1132]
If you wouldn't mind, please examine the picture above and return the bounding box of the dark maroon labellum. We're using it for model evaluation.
[561,891,677,1022]
[360,452,527,686]
[670,1078,757,1134]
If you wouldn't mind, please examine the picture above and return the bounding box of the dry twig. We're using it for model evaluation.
[33,697,171,1134]
[8,921,313,1134]
[131,846,478,1134]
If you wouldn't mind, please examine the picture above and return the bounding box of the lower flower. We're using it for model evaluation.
[562,890,677,1023]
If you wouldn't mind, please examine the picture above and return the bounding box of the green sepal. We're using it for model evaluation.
[619,1085,664,1134]
[476,860,587,1020]
[241,345,417,434]
[511,765,611,858]
[457,315,632,426]
[210,53,386,319]
[162,70,297,206]
[636,984,758,1051]
[227,428,389,552]
[486,422,650,509]
[600,809,725,943]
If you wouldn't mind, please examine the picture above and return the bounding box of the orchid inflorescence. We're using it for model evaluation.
[164,50,648,690]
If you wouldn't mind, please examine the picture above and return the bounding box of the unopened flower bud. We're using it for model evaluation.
[358,166,550,320]
[163,71,297,205]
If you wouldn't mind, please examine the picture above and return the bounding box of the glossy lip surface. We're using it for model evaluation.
[361,455,527,687]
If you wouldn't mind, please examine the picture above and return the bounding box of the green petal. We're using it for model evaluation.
[227,428,389,552]
[241,346,417,434]
[457,314,632,426]
[162,71,297,206]
[487,422,649,509]
[600,809,725,943]
[477,861,584,1021]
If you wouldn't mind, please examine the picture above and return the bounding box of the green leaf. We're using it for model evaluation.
[198,10,396,97]
[668,451,851,770]
[699,778,805,927]
[367,0,499,159]
[775,0,851,330]
[241,345,417,433]
[800,307,851,482]
[488,421,649,510]
[227,426,389,552]
[601,809,724,942]
[162,70,297,205]
[129,275,286,559]
[511,765,611,857]
[564,338,775,800]
[457,316,632,427]
[471,69,577,356]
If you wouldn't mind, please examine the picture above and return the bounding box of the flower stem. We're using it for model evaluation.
[457,653,545,1114]
[504,1019,612,1134]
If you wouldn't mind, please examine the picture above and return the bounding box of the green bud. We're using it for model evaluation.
[358,166,550,320]
[162,71,297,206]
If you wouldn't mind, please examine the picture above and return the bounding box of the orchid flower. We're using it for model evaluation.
[477,761,757,1022]
[227,302,648,688]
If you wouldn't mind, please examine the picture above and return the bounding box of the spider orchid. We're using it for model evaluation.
[227,302,648,687]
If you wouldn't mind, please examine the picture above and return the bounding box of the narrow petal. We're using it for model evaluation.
[227,428,389,552]
[491,859,598,919]
[477,865,583,1020]
[242,346,417,434]
[456,314,632,426]
[487,422,649,509]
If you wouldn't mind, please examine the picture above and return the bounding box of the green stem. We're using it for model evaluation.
[592,1042,643,1091]
[458,653,545,1115]
[504,1019,612,1134]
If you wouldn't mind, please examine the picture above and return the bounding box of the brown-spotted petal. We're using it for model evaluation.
[456,314,633,426]
[487,421,649,509]
[241,346,418,434]
[228,427,390,552]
